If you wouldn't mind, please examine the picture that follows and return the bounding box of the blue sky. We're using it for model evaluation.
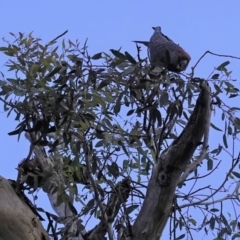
[0,1,240,239]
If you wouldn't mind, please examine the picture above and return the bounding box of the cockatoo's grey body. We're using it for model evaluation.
[133,26,191,73]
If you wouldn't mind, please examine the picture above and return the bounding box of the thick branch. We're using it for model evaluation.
[177,99,211,186]
[131,81,211,240]
[0,176,49,240]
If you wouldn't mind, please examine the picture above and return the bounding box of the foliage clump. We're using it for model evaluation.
[0,31,240,240]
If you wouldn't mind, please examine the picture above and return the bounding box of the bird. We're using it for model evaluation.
[133,26,191,73]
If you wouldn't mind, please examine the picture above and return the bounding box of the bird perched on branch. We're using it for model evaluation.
[133,27,191,73]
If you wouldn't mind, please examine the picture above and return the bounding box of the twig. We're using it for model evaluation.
[46,212,58,240]
[175,202,194,240]
[177,185,211,198]
[47,30,68,46]
[185,160,221,182]
[0,97,16,108]
[192,50,240,71]
[185,182,240,207]
[179,153,240,209]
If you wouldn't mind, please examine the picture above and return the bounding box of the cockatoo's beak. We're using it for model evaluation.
[177,60,189,71]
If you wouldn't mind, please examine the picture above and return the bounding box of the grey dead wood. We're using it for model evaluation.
[0,176,49,240]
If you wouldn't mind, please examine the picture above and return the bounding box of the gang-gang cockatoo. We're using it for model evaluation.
[133,27,191,73]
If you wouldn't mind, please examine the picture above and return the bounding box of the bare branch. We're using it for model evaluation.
[181,182,240,207]
[192,50,240,71]
[179,153,240,209]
